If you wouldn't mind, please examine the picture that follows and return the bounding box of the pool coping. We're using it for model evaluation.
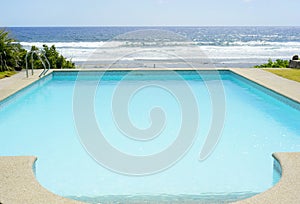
[0,69,53,102]
[1,68,300,204]
[0,156,83,204]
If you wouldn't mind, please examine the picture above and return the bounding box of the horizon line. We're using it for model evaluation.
[1,25,300,28]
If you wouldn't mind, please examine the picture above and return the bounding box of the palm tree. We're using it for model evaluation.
[0,29,22,72]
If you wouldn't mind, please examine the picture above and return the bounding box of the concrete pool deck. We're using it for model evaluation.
[0,69,52,102]
[0,68,300,204]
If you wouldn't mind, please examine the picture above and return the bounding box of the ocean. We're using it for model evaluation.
[6,26,300,68]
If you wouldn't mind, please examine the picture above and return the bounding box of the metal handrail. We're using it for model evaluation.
[38,52,51,77]
[25,50,51,78]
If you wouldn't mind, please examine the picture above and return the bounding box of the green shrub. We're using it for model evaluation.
[28,45,75,69]
[254,58,289,68]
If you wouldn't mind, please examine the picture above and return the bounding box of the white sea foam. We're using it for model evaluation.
[20,40,300,50]
[20,41,300,67]
[20,41,105,49]
[228,41,300,47]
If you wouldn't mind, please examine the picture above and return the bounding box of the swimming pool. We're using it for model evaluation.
[0,70,300,203]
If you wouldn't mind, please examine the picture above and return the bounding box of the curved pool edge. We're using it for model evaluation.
[0,153,300,204]
[0,156,83,204]
[233,152,300,204]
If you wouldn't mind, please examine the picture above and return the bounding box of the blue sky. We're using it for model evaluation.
[1,0,300,26]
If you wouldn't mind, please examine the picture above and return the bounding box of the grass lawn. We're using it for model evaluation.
[0,71,16,79]
[264,69,300,83]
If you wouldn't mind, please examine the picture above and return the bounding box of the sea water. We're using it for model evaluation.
[5,26,300,68]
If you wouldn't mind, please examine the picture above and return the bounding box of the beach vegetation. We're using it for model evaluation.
[0,29,25,72]
[254,58,289,68]
[0,29,75,77]
[28,45,75,69]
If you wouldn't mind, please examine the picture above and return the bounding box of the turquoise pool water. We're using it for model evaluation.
[0,70,300,203]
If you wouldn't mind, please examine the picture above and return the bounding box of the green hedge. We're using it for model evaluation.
[254,59,289,68]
